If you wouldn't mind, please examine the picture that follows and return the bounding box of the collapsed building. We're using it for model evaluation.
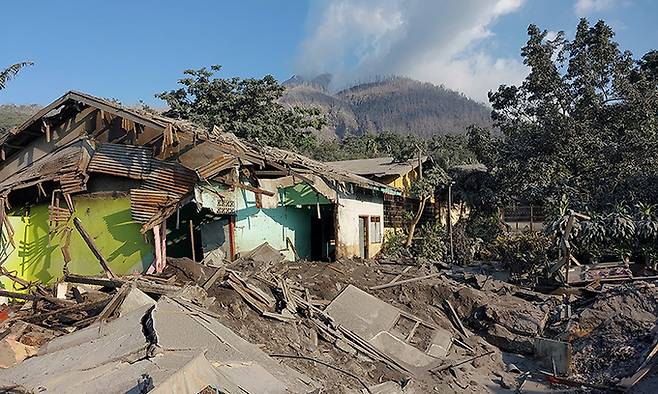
[2,91,658,393]
[0,91,398,288]
[327,156,440,234]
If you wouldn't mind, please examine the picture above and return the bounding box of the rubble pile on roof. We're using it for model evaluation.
[0,91,396,243]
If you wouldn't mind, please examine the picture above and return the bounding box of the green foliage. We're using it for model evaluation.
[490,232,552,280]
[382,230,407,256]
[466,125,498,170]
[567,203,658,264]
[489,19,658,212]
[412,222,448,261]
[0,61,33,90]
[410,167,450,200]
[158,65,326,153]
[465,211,502,244]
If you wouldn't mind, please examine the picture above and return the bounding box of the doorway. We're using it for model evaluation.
[358,216,369,259]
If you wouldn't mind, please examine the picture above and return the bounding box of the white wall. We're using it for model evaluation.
[336,189,384,259]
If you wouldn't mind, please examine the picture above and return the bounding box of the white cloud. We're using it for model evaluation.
[295,0,528,103]
[574,0,617,14]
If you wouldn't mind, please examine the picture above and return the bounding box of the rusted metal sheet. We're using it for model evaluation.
[88,143,153,180]
[143,161,196,196]
[195,155,237,180]
[130,188,180,223]
[0,140,89,195]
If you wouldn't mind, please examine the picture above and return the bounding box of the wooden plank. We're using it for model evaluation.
[73,217,116,278]
[368,273,441,290]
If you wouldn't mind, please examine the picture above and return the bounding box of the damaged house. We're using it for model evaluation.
[328,156,440,233]
[0,91,396,287]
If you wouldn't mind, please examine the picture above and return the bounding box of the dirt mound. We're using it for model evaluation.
[565,283,658,384]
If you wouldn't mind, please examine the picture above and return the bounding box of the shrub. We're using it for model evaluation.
[382,230,407,256]
[412,221,448,261]
[490,232,551,281]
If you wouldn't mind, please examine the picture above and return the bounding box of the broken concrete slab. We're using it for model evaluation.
[118,286,157,316]
[325,284,451,370]
[0,295,318,393]
[154,297,317,393]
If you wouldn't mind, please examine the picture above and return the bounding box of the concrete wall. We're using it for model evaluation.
[234,188,315,260]
[0,195,154,288]
[336,189,385,259]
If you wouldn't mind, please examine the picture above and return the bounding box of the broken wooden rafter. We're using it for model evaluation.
[72,217,116,278]
[231,181,275,197]
[0,289,73,307]
[368,272,442,290]
[64,274,182,296]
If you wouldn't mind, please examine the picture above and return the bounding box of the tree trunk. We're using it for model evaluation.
[405,196,429,247]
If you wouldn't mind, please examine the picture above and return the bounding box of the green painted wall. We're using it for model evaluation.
[280,183,331,206]
[0,196,153,289]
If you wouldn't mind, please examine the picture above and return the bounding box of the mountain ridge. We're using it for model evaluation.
[282,75,493,139]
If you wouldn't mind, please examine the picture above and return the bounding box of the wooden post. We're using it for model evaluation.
[228,216,236,261]
[73,217,115,278]
[563,215,576,285]
[189,220,196,261]
[448,182,454,263]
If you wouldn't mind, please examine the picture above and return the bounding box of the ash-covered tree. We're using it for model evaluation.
[489,19,658,213]
[157,65,326,153]
[404,166,449,247]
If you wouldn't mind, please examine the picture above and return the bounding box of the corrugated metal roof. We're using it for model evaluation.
[143,161,196,197]
[0,139,89,196]
[129,188,180,223]
[327,157,427,178]
[88,143,153,180]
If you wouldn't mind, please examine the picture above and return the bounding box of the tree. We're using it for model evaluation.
[0,61,33,90]
[489,19,658,213]
[404,166,449,247]
[157,65,326,153]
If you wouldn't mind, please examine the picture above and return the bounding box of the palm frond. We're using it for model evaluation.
[0,61,34,90]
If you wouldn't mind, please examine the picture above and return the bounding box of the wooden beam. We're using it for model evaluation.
[232,182,275,197]
[189,220,196,261]
[72,217,116,278]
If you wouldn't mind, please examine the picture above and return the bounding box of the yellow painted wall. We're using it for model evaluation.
[0,195,154,289]
[385,168,420,196]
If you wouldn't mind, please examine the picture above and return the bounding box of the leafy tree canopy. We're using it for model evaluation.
[489,19,658,214]
[157,65,326,153]
[0,61,33,91]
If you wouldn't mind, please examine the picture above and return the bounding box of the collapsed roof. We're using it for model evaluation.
[0,91,397,235]
[327,156,428,178]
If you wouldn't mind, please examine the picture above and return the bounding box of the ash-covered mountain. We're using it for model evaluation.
[282,75,492,138]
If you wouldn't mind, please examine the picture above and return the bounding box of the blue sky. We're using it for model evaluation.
[1,0,656,105]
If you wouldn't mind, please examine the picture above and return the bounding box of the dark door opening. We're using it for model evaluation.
[358,216,369,259]
[310,204,335,261]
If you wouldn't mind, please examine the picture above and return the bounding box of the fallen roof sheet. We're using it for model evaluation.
[0,138,92,196]
[325,284,450,372]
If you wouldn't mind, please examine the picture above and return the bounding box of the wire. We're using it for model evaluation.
[269,353,373,394]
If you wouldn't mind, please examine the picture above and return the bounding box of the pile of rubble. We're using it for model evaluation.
[1,246,658,393]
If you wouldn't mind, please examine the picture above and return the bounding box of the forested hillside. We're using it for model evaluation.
[0,104,39,132]
[282,76,492,138]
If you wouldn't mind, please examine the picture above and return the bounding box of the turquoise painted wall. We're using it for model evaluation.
[234,185,328,260]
